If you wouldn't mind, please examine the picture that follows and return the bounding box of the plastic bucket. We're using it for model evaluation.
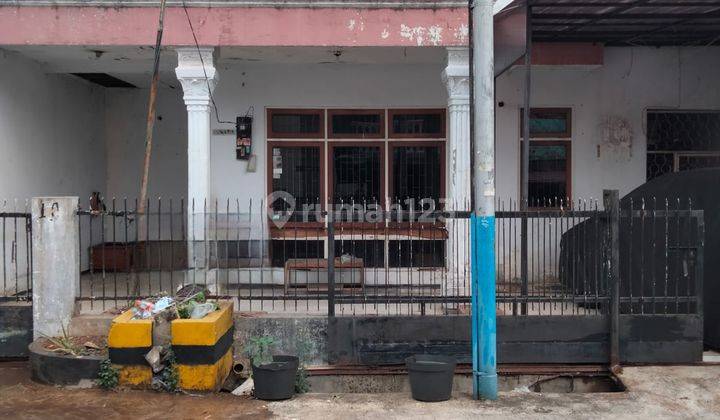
[252,355,299,400]
[405,354,456,402]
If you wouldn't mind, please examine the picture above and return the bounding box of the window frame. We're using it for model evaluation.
[327,141,387,210]
[388,108,447,139]
[520,107,572,139]
[520,140,573,206]
[266,141,326,228]
[327,109,386,139]
[388,140,446,210]
[267,108,325,139]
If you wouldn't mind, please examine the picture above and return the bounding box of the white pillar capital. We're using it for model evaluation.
[442,47,470,105]
[175,47,218,108]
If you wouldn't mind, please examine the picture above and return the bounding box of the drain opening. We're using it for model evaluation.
[530,374,626,393]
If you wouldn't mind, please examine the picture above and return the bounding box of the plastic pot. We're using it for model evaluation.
[252,355,299,400]
[405,354,456,402]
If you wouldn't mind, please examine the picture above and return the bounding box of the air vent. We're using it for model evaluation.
[71,73,136,88]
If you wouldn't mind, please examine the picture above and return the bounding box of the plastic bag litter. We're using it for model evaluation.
[153,296,174,313]
[189,301,216,319]
[132,300,154,319]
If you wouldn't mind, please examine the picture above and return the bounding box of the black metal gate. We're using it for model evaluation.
[0,210,32,301]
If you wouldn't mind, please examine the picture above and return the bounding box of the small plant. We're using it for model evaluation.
[295,338,313,394]
[160,351,180,392]
[244,336,276,367]
[97,359,119,390]
[295,367,310,393]
[42,324,84,356]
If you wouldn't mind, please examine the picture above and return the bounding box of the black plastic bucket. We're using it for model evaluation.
[405,355,456,402]
[252,355,299,400]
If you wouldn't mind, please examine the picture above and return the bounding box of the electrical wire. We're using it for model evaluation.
[181,1,235,125]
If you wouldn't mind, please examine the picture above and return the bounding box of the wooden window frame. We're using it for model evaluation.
[327,109,385,139]
[521,140,573,206]
[520,107,572,139]
[388,108,447,139]
[327,141,386,210]
[266,141,326,229]
[267,108,325,139]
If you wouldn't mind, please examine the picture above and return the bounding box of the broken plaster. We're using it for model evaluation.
[399,24,443,46]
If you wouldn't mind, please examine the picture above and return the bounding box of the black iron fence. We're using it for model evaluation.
[1,204,32,301]
[74,195,703,319]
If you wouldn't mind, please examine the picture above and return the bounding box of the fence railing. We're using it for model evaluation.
[74,195,703,319]
[0,204,32,301]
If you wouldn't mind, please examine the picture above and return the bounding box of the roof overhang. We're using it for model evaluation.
[529,0,720,46]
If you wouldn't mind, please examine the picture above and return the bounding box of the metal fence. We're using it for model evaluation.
[75,195,703,319]
[1,203,32,301]
[76,198,472,315]
[496,198,610,316]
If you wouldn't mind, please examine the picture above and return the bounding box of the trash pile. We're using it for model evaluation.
[130,286,218,320]
[127,285,220,392]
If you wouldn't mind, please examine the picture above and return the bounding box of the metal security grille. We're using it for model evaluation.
[391,145,442,210]
[1,210,32,301]
[647,111,720,181]
[331,146,382,205]
[271,145,321,220]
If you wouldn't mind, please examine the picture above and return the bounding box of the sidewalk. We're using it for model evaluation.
[1,362,718,419]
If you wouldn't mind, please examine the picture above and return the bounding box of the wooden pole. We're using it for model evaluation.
[138,0,168,216]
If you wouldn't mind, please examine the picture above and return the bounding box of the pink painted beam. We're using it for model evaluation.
[0,6,469,47]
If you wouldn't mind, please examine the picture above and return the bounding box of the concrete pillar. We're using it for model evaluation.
[442,47,471,308]
[31,197,79,339]
[175,47,217,272]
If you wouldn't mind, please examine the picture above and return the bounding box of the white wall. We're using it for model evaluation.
[104,87,187,202]
[103,46,720,209]
[495,46,720,206]
[0,49,106,203]
[104,61,446,208]
[0,49,106,295]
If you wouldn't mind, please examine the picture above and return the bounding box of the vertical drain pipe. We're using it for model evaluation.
[470,0,497,401]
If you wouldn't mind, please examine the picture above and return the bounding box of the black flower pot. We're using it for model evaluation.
[405,354,456,402]
[252,355,299,400]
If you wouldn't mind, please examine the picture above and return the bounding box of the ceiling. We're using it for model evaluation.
[3,45,447,88]
[528,0,720,46]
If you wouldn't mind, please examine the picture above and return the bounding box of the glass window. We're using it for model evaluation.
[268,109,323,138]
[270,145,322,220]
[526,142,570,205]
[331,145,383,206]
[389,109,445,137]
[391,144,442,210]
[522,108,572,138]
[329,110,384,138]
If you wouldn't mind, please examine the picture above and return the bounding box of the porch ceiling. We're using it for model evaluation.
[528,0,720,46]
[3,45,446,88]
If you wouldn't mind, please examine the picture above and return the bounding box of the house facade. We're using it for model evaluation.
[0,1,718,311]
[1,1,718,373]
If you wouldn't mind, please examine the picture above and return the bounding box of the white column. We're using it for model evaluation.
[32,197,79,339]
[176,47,217,272]
[442,47,471,310]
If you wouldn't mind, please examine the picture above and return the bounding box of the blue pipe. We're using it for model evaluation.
[471,214,498,400]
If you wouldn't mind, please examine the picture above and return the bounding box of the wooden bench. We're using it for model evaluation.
[284,257,365,293]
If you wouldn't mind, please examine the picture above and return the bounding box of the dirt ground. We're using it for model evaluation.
[0,362,270,420]
[1,362,719,419]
